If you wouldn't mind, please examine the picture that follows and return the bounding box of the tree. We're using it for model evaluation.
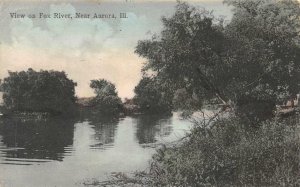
[135,3,229,110]
[223,0,300,121]
[89,79,122,115]
[135,1,300,123]
[134,76,173,114]
[1,68,77,115]
[90,79,118,96]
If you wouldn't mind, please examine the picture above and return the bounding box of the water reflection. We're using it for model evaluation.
[0,113,191,187]
[134,115,173,144]
[0,118,75,163]
[86,115,119,150]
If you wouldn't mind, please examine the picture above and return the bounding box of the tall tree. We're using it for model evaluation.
[223,0,300,121]
[135,1,300,123]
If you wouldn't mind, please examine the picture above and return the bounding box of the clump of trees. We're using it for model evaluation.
[133,77,173,114]
[1,68,77,115]
[134,0,300,186]
[89,79,122,115]
[135,0,300,124]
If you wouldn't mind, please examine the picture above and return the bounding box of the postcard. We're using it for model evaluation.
[1,0,300,186]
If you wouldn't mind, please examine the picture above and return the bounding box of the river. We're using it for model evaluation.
[0,113,192,187]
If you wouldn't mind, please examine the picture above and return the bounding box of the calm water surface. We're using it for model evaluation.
[0,113,191,187]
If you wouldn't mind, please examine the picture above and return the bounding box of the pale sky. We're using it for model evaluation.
[0,0,231,99]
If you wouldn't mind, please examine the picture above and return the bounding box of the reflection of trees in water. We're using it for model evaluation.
[0,118,75,161]
[85,113,119,150]
[135,115,173,144]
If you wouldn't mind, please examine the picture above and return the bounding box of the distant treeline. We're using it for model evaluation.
[0,68,172,117]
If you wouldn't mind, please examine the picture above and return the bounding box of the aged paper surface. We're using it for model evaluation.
[0,1,230,186]
[4,0,298,186]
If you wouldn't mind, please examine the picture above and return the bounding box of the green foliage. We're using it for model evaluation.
[135,2,300,186]
[91,94,122,115]
[223,0,300,120]
[134,77,172,114]
[150,116,300,186]
[135,2,230,106]
[173,88,203,113]
[89,79,122,115]
[135,1,300,122]
[90,79,118,96]
[1,68,77,115]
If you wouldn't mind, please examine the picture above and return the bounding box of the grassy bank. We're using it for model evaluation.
[147,115,300,186]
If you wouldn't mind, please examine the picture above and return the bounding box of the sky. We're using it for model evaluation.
[0,0,231,99]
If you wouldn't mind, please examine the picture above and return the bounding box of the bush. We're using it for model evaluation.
[90,95,122,115]
[1,68,77,115]
[89,79,122,115]
[134,77,173,114]
[149,116,300,186]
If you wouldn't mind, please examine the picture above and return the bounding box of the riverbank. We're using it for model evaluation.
[82,111,300,186]
[146,114,300,186]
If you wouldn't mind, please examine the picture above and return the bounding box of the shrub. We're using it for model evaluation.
[133,77,173,114]
[149,115,300,186]
[89,79,122,115]
[1,68,77,115]
[90,95,122,115]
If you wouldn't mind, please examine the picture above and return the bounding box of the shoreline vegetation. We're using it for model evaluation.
[131,0,300,186]
[90,0,300,186]
[0,71,171,119]
[2,0,300,186]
